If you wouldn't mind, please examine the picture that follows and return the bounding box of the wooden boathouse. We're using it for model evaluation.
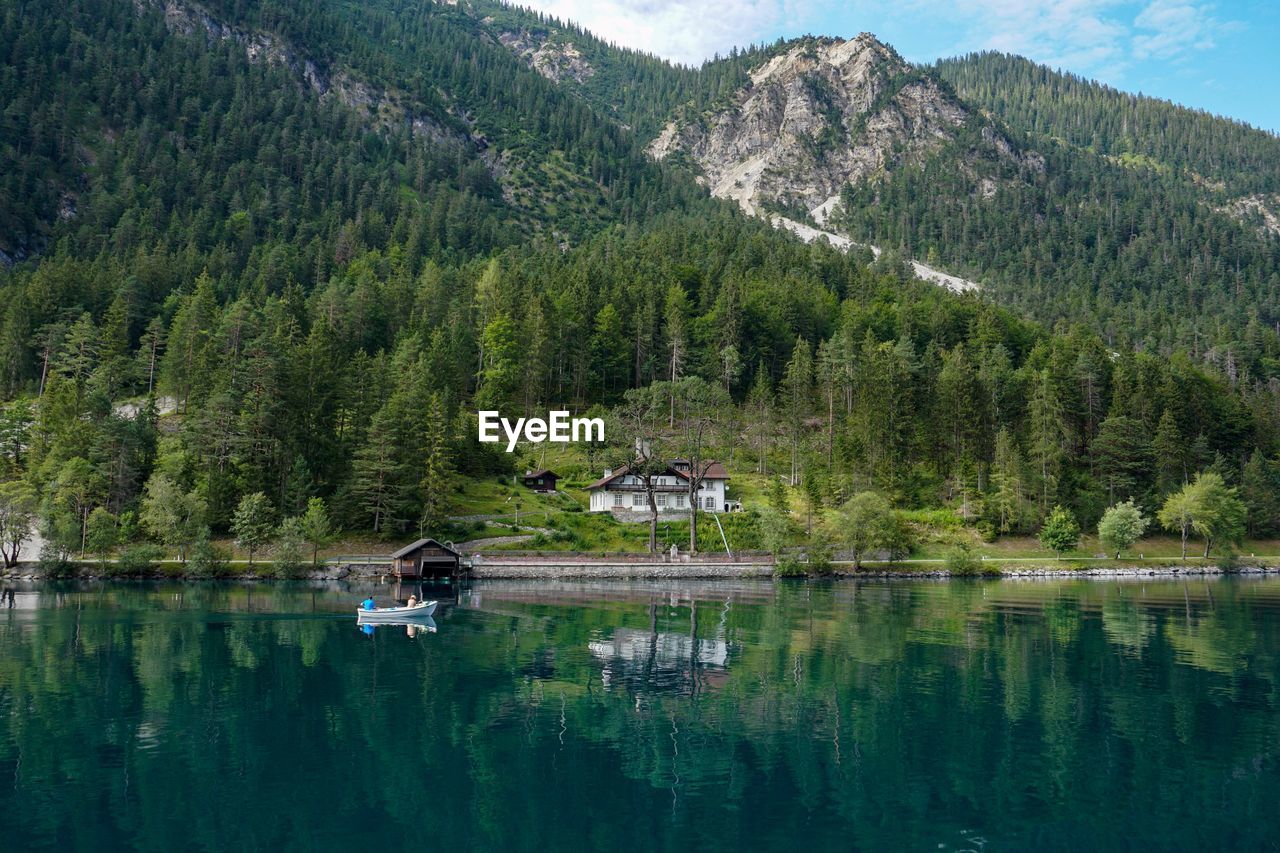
[390,538,461,579]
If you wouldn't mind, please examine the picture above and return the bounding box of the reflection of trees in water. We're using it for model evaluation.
[0,579,1279,848]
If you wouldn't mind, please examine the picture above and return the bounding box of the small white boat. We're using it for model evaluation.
[356,600,437,623]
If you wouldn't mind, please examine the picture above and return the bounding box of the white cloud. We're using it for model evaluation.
[955,0,1131,75]
[898,0,1235,84]
[511,0,1239,85]
[512,0,819,65]
[1132,0,1228,60]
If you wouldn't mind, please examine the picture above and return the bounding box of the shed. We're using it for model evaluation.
[521,469,559,493]
[390,538,461,579]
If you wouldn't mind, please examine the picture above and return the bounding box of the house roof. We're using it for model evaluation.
[523,469,557,479]
[586,464,632,490]
[390,538,461,559]
[586,460,728,490]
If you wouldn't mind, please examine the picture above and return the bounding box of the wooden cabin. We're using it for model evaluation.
[390,538,461,579]
[521,469,559,493]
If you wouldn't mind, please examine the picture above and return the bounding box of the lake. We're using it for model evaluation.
[0,577,1278,851]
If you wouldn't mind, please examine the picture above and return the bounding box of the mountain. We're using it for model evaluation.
[2,0,1280,550]
[0,0,729,269]
[647,34,1039,224]
[935,52,1280,202]
[639,33,1280,350]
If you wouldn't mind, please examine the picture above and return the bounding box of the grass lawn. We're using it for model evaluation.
[902,533,1280,562]
[155,445,1280,564]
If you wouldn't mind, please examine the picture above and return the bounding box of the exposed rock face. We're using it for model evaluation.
[498,30,595,84]
[147,0,470,147]
[1219,194,1280,239]
[767,214,980,292]
[650,34,1030,222]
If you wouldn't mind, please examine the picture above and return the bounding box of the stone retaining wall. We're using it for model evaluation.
[470,561,776,579]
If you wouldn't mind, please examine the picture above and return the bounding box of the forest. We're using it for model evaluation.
[1,0,1279,569]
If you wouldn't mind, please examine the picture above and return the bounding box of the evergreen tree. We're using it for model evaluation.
[1039,506,1081,558]
[1241,451,1279,537]
[782,338,814,486]
[418,394,454,537]
[300,497,335,566]
[351,406,408,535]
[1151,409,1186,495]
[1027,369,1066,517]
[745,365,774,474]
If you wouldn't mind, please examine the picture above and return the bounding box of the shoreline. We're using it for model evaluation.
[3,560,1279,582]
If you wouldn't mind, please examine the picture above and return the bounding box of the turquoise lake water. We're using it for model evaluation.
[1,577,1278,851]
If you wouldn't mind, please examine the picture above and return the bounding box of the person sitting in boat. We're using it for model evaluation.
[361,596,376,611]
[407,595,418,608]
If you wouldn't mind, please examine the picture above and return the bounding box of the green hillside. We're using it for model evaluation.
[0,0,1278,567]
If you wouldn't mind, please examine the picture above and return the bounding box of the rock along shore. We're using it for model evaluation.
[2,561,1278,582]
[466,559,1280,580]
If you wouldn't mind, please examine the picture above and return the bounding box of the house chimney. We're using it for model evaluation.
[603,468,613,478]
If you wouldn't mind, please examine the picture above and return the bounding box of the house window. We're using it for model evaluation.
[675,494,685,508]
[632,493,646,507]
[704,496,715,510]
[612,492,623,507]
[656,493,667,508]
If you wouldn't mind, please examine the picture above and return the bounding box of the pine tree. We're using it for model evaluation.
[989,428,1029,533]
[418,393,454,537]
[1241,450,1279,537]
[1039,506,1080,558]
[1027,369,1066,517]
[1152,409,1185,495]
[351,406,408,534]
[300,497,335,566]
[782,337,814,486]
[745,364,773,474]
[664,284,689,427]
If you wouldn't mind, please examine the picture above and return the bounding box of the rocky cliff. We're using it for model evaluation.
[649,34,1034,225]
[496,29,596,85]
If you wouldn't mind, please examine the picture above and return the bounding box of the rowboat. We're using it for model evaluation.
[356,600,437,623]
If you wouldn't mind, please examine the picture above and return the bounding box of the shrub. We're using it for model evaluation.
[272,517,307,578]
[884,512,917,561]
[897,508,964,530]
[946,542,982,576]
[116,544,166,576]
[187,537,230,578]
[1039,506,1081,557]
[38,555,79,578]
[159,560,188,578]
[805,552,834,576]
[773,557,809,578]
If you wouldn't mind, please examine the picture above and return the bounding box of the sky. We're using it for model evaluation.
[517,0,1280,133]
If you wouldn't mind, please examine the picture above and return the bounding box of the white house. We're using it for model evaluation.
[586,459,730,513]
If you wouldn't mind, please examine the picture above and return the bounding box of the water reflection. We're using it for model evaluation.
[0,577,1278,851]
[359,616,439,638]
